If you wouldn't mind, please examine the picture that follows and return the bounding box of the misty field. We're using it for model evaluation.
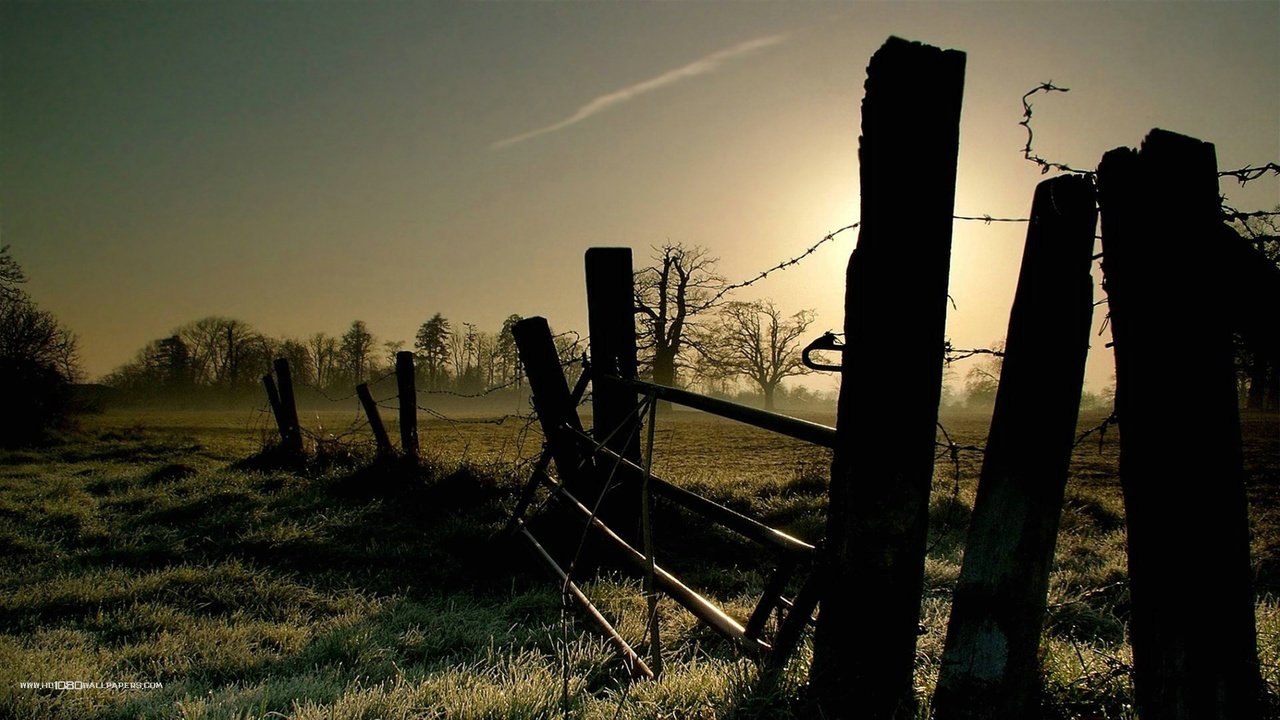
[1,407,1277,719]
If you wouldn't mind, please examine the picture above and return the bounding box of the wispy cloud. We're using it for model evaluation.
[490,33,788,151]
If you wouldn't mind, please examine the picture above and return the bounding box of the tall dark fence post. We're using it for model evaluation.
[932,175,1097,717]
[811,36,965,719]
[272,358,303,455]
[356,382,393,456]
[1096,129,1260,718]
[585,248,643,539]
[585,248,641,462]
[512,317,589,487]
[395,351,419,462]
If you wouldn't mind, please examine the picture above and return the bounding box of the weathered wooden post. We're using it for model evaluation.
[356,382,393,456]
[584,248,642,463]
[272,358,303,454]
[585,248,643,540]
[395,351,419,462]
[512,316,589,486]
[932,175,1097,717]
[1096,129,1261,718]
[811,36,965,719]
[262,374,290,447]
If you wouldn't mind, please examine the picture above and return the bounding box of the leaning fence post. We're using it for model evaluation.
[262,374,290,447]
[272,358,303,455]
[1096,129,1261,718]
[932,175,1096,717]
[395,351,419,462]
[512,317,589,488]
[811,36,965,719]
[356,382,393,456]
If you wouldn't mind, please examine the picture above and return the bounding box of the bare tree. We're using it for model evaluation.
[307,333,340,389]
[634,243,725,388]
[705,300,814,410]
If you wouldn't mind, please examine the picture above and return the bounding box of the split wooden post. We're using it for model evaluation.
[932,175,1097,717]
[272,358,303,454]
[262,374,290,447]
[356,382,393,456]
[811,36,965,719]
[395,351,419,461]
[585,248,643,540]
[1096,129,1261,718]
[512,317,589,488]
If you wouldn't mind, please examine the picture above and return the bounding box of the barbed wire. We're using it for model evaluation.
[1020,82,1095,177]
[693,222,861,312]
[1073,410,1118,453]
[944,343,1005,365]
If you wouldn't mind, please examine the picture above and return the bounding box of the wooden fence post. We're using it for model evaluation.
[585,248,643,540]
[262,374,290,447]
[356,382,393,456]
[585,247,642,462]
[811,36,965,719]
[931,175,1097,717]
[395,351,419,462]
[272,358,303,455]
[512,317,589,488]
[1096,129,1261,718]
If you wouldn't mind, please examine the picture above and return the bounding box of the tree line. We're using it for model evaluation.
[105,314,531,402]
[0,246,82,445]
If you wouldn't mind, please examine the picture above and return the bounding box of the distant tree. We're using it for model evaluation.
[277,338,315,387]
[307,333,340,389]
[177,316,266,388]
[450,322,482,393]
[0,246,82,444]
[704,300,814,411]
[382,339,405,376]
[1228,209,1279,410]
[962,340,1005,408]
[414,313,452,390]
[339,320,376,385]
[634,243,726,388]
[497,314,524,388]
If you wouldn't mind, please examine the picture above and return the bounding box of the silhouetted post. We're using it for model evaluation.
[932,175,1097,718]
[811,36,965,720]
[395,351,419,462]
[272,358,303,455]
[585,248,642,462]
[356,382,393,456]
[1096,129,1261,718]
[262,374,290,447]
[512,317,589,487]
[585,248,643,540]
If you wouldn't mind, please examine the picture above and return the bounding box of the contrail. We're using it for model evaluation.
[490,33,788,151]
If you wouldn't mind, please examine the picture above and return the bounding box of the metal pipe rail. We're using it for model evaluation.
[593,375,837,448]
[564,426,816,556]
[546,475,771,652]
[517,520,654,679]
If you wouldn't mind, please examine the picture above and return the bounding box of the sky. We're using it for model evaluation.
[2,1,1277,396]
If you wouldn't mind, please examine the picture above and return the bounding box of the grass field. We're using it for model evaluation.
[1,405,1277,718]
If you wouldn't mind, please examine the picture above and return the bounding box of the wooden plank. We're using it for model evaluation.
[812,35,966,719]
[932,175,1097,717]
[1096,129,1261,718]
[356,382,393,455]
[395,351,419,461]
